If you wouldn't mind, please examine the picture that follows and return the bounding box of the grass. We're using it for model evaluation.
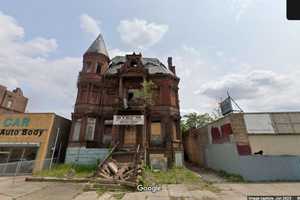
[196,167,245,183]
[140,167,220,193]
[34,164,97,178]
[216,170,244,182]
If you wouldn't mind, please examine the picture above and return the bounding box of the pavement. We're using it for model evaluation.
[0,176,300,200]
[0,176,84,200]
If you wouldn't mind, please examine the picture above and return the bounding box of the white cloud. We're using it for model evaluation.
[196,70,289,100]
[117,19,168,49]
[196,69,300,112]
[0,11,81,118]
[231,0,255,22]
[108,48,130,58]
[165,44,300,114]
[80,14,101,38]
[18,37,58,57]
[0,11,24,42]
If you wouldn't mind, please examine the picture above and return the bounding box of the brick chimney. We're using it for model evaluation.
[168,57,176,74]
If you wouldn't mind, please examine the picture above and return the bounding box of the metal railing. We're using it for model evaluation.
[0,158,57,176]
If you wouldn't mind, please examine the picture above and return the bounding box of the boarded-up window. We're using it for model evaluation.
[172,122,177,140]
[103,125,112,145]
[153,88,160,105]
[151,122,162,145]
[72,119,81,141]
[85,118,96,141]
[6,100,13,108]
[124,126,136,145]
[170,89,177,106]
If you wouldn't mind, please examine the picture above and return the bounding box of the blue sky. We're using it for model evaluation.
[1,0,300,118]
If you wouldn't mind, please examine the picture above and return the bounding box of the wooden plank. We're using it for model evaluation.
[107,161,118,174]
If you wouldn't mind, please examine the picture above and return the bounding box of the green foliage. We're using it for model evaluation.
[141,167,200,185]
[181,112,215,134]
[34,163,97,178]
[140,167,220,193]
[134,80,156,106]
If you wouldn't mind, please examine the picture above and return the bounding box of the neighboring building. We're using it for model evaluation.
[0,113,71,174]
[66,34,182,168]
[183,112,300,181]
[0,85,28,114]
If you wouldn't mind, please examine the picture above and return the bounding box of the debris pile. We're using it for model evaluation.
[94,143,142,183]
[95,158,142,182]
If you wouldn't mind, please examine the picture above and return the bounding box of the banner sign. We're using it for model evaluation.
[113,115,144,125]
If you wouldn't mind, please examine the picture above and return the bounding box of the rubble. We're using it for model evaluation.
[94,143,142,184]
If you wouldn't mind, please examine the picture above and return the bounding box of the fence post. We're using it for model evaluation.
[13,148,25,184]
[50,128,60,169]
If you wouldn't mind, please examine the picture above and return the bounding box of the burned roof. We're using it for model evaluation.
[105,56,175,75]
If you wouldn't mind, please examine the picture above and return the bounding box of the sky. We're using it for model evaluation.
[1,0,300,119]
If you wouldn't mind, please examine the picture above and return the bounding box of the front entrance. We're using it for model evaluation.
[123,126,137,146]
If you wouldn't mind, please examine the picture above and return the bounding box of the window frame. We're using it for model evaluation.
[72,119,82,141]
[85,118,96,141]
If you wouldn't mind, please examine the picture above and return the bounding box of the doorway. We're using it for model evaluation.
[123,126,137,146]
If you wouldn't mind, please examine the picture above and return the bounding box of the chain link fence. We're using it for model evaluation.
[0,158,57,176]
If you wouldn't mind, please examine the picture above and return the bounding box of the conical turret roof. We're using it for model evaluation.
[85,34,109,57]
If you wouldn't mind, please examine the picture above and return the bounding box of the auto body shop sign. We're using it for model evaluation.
[0,117,46,137]
[113,115,144,125]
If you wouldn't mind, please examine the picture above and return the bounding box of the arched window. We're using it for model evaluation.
[96,63,102,74]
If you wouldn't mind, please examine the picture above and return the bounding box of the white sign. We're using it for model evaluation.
[244,114,275,134]
[113,115,144,125]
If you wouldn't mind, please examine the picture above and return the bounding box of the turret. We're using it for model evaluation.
[82,34,110,75]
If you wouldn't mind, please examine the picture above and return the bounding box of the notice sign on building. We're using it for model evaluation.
[113,115,144,125]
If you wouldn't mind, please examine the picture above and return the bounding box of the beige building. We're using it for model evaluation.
[183,112,300,166]
[0,113,71,174]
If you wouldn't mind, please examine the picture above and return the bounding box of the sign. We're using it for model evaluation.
[0,117,30,127]
[220,97,233,116]
[113,115,144,125]
[0,129,45,137]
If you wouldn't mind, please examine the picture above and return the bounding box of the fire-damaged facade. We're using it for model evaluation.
[66,34,182,168]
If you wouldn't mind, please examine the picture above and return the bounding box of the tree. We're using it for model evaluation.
[134,80,156,106]
[181,112,215,134]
